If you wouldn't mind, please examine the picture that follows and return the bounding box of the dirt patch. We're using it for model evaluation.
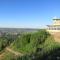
[6,47,23,56]
[0,50,6,60]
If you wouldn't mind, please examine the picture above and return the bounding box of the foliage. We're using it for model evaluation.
[1,29,60,60]
[0,33,18,51]
[0,37,8,51]
[11,29,50,53]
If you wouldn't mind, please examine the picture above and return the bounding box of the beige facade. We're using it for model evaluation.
[47,18,60,33]
[53,19,60,25]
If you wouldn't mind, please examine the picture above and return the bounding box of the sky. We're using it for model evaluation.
[0,0,60,28]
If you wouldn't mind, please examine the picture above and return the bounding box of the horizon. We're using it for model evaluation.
[0,26,45,29]
[0,0,60,28]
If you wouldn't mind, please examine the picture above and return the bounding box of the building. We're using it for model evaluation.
[47,17,60,34]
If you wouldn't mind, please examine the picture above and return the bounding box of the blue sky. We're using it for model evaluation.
[0,0,60,28]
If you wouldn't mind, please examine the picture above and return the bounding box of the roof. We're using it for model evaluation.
[53,19,60,20]
[53,16,60,20]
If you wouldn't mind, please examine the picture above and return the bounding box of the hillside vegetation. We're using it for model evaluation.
[0,29,60,60]
[11,30,50,53]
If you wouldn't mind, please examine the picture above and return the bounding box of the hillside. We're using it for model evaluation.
[0,29,60,60]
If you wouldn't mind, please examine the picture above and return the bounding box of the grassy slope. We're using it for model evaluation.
[10,30,60,54]
[1,30,60,60]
